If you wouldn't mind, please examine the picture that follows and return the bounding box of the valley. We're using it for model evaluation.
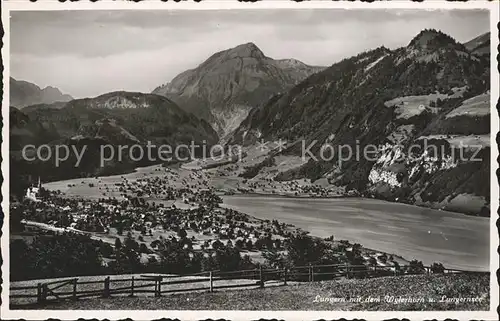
[9,28,492,285]
[39,156,489,272]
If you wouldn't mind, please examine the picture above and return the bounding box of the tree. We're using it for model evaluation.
[10,239,32,281]
[214,245,242,271]
[285,234,327,267]
[263,250,287,269]
[159,240,192,274]
[124,234,139,252]
[212,239,223,251]
[235,239,244,249]
[100,242,114,258]
[406,259,425,275]
[201,253,218,271]
[111,233,141,274]
[430,262,445,274]
[16,233,103,280]
[177,228,187,239]
[145,255,160,273]
[139,243,149,254]
[115,238,122,250]
[393,261,401,275]
[345,243,365,267]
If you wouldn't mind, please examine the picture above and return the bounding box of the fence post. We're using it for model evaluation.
[283,269,287,286]
[308,264,312,282]
[209,271,213,293]
[72,278,78,301]
[345,263,350,279]
[259,266,264,288]
[156,277,162,297]
[311,265,315,282]
[41,284,48,303]
[37,283,42,304]
[103,276,110,298]
[130,276,135,297]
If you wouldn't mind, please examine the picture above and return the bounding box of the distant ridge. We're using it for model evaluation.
[464,31,490,57]
[9,77,73,108]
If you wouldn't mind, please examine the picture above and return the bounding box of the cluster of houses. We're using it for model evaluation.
[236,179,340,197]
[17,183,298,260]
[105,169,218,204]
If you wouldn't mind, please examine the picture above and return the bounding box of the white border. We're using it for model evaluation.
[1,1,498,320]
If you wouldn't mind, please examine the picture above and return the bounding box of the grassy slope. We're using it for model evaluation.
[40,273,489,311]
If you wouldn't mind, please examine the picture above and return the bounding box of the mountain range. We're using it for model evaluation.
[152,42,324,139]
[10,77,73,108]
[228,29,490,215]
[9,30,491,215]
[464,32,490,57]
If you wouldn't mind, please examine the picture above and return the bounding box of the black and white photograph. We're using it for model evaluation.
[1,1,498,320]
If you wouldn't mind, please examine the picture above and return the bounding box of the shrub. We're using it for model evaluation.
[139,243,149,254]
[430,262,445,274]
[406,259,425,275]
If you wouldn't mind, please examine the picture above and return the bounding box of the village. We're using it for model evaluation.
[14,172,306,266]
[12,164,412,280]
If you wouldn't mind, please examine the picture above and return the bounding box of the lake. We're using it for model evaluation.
[222,195,490,271]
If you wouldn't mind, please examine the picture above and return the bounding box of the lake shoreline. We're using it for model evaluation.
[221,194,489,272]
[224,191,482,218]
[43,163,487,218]
[221,190,487,218]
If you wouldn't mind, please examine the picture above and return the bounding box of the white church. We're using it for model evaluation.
[25,177,42,202]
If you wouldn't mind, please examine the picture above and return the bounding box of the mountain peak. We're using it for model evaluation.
[408,29,461,51]
[226,42,265,59]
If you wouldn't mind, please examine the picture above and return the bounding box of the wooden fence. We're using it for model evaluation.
[10,263,487,307]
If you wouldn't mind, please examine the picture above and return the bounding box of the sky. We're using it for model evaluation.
[10,9,490,99]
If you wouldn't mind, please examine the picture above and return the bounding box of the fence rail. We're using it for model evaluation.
[10,263,487,307]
